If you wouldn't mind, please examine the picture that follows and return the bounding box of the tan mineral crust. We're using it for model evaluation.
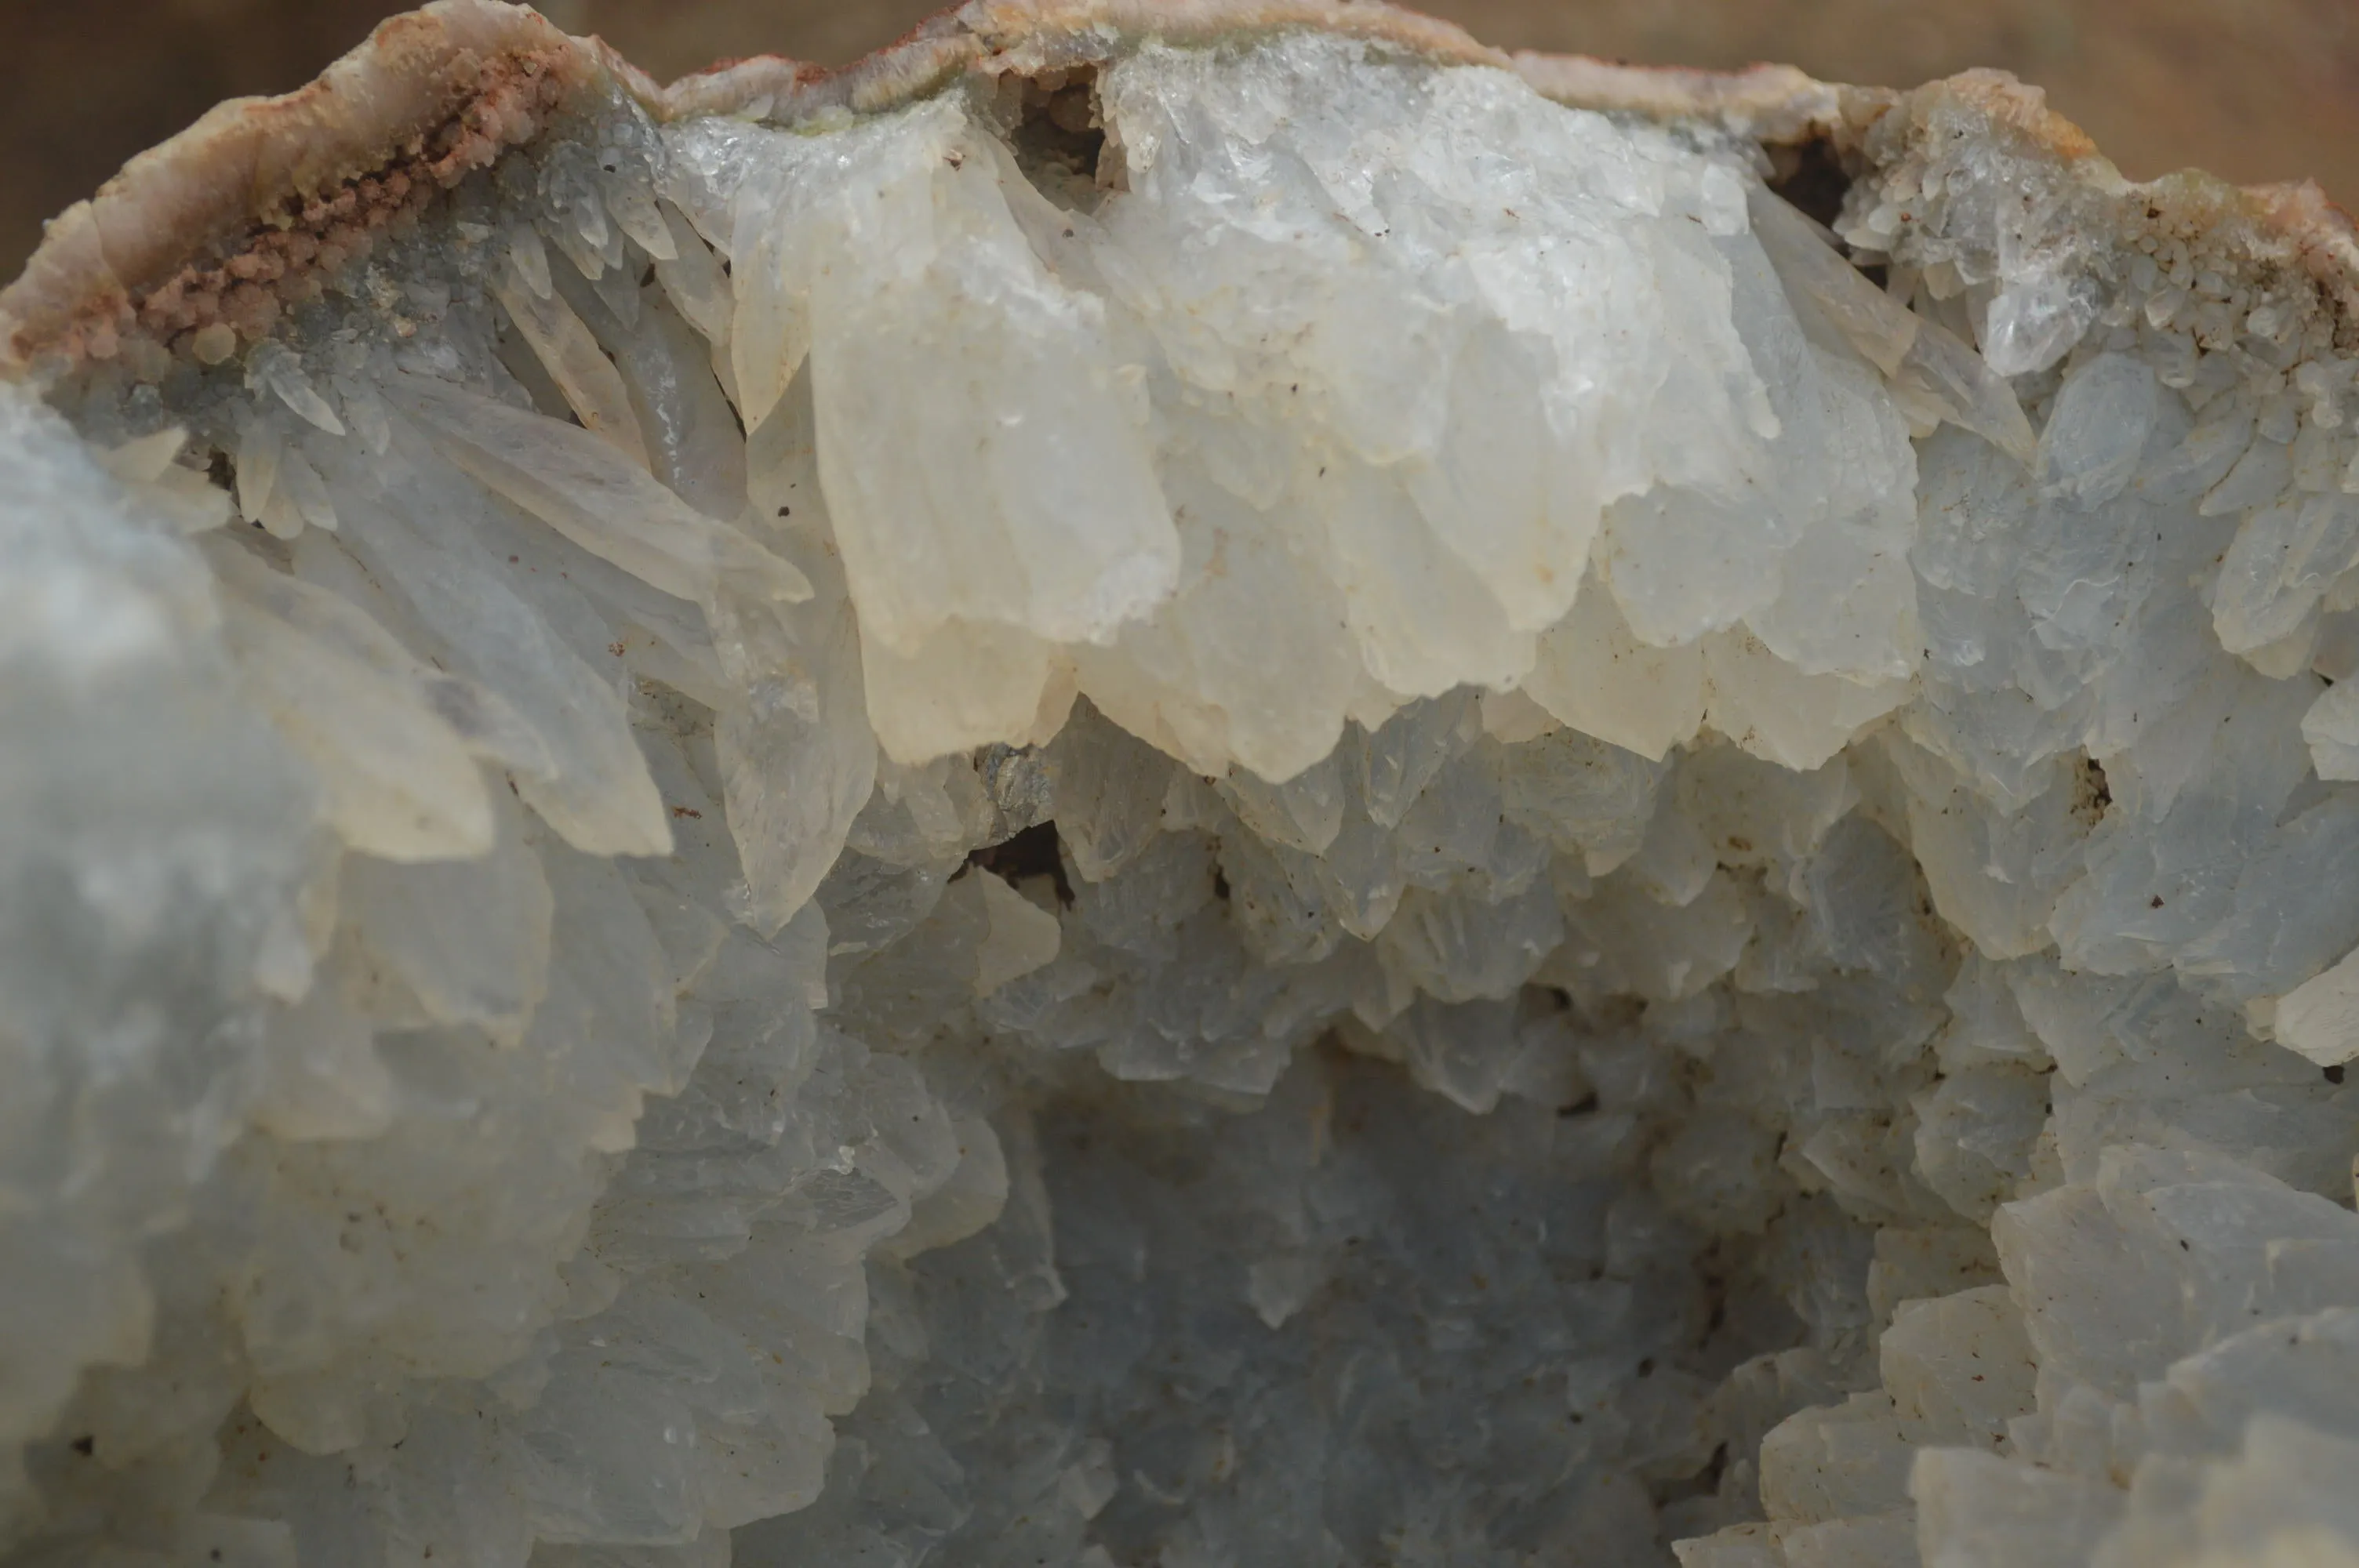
[9,0,2357,372]
[9,5,2359,1568]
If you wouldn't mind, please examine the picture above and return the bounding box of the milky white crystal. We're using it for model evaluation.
[7,13,2359,1568]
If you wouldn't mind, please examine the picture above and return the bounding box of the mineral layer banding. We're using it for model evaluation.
[7,4,2359,1565]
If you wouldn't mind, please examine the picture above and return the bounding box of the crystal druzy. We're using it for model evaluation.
[6,4,2359,1565]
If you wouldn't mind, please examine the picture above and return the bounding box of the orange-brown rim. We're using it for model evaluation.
[5,0,2354,378]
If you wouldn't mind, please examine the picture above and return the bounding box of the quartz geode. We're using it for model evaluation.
[9,3,2359,1565]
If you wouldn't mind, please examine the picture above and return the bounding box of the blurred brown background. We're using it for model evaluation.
[5,0,2355,281]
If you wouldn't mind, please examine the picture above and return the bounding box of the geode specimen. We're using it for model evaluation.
[9,2,2359,1563]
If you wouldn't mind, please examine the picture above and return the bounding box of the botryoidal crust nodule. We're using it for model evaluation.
[7,4,2359,1565]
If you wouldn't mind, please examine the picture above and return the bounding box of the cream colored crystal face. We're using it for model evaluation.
[9,5,2359,1567]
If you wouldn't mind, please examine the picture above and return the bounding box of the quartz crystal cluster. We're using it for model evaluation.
[7,2,2359,1564]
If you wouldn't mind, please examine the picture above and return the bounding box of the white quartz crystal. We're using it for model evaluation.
[9,16,2359,1568]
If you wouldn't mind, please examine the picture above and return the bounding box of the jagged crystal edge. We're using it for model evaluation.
[8,28,2359,1568]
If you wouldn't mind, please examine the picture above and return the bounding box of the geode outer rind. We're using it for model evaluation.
[9,0,2356,375]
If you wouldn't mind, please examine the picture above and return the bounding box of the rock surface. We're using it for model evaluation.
[6,4,2359,1565]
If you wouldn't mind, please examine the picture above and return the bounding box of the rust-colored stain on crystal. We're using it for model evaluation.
[7,0,2356,299]
[9,0,2359,376]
